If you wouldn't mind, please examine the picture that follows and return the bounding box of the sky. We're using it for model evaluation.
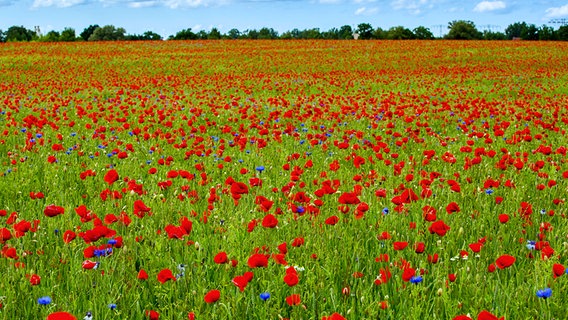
[1,0,568,38]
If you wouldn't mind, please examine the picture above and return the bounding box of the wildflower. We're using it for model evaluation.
[485,189,494,195]
[382,208,389,215]
[495,254,515,269]
[410,275,423,284]
[536,288,552,299]
[108,303,117,310]
[38,296,52,305]
[260,292,270,301]
[47,312,77,320]
[285,294,301,306]
[256,166,265,173]
[204,289,220,303]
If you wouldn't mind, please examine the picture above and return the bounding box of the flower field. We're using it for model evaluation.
[1,40,568,320]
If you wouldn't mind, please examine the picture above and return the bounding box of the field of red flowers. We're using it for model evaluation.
[1,40,568,320]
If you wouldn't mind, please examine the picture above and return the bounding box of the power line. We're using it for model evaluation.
[431,24,445,38]
[548,19,568,26]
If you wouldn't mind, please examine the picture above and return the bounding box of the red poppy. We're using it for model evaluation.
[232,275,249,292]
[204,289,220,303]
[284,268,299,287]
[321,313,346,320]
[291,237,305,247]
[469,243,482,253]
[82,260,98,269]
[338,192,360,205]
[104,169,119,185]
[247,253,268,268]
[393,241,408,250]
[553,263,565,278]
[285,294,301,306]
[47,312,77,320]
[414,242,425,254]
[44,205,65,217]
[402,268,416,282]
[0,228,12,243]
[325,216,339,225]
[133,200,151,218]
[428,220,450,236]
[495,254,515,269]
[29,274,41,285]
[145,310,160,320]
[214,252,228,264]
[446,202,460,214]
[477,310,503,320]
[498,214,509,223]
[448,274,457,282]
[261,214,278,228]
[157,269,176,284]
[452,316,472,320]
[138,269,149,280]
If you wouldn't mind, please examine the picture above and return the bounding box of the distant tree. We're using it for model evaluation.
[169,28,197,40]
[322,27,339,39]
[0,29,5,42]
[557,25,568,41]
[300,28,321,39]
[60,28,76,41]
[208,27,222,40]
[126,31,163,41]
[41,30,61,42]
[80,24,99,41]
[356,23,373,39]
[445,20,482,40]
[413,26,434,39]
[520,24,538,40]
[258,27,278,39]
[281,28,300,39]
[505,22,526,39]
[373,27,386,39]
[242,29,259,39]
[89,25,126,41]
[482,30,506,40]
[386,26,414,39]
[5,25,35,42]
[196,30,208,40]
[338,25,353,39]
[227,28,240,39]
[538,25,556,40]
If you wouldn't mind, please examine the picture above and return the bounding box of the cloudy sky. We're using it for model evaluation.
[1,0,568,38]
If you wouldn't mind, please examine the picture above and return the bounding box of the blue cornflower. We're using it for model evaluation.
[536,288,552,299]
[485,189,494,195]
[21,128,27,133]
[38,296,52,305]
[526,240,536,250]
[296,206,305,214]
[410,276,423,284]
[382,208,389,215]
[540,209,546,215]
[256,166,265,173]
[108,239,118,246]
[36,133,43,138]
[260,292,271,301]
[108,303,117,310]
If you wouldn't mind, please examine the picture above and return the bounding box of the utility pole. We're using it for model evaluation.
[431,24,445,38]
[549,18,568,26]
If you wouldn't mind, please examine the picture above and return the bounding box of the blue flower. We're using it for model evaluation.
[108,303,117,310]
[526,240,536,250]
[260,292,270,301]
[382,208,389,215]
[485,189,494,195]
[536,288,552,299]
[410,276,423,284]
[296,206,305,214]
[38,296,52,305]
[540,209,546,215]
[108,239,117,245]
[256,166,265,173]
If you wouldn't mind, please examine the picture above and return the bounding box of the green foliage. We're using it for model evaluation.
[0,29,5,42]
[60,28,77,42]
[168,28,198,40]
[80,24,99,41]
[356,23,373,39]
[126,31,163,41]
[88,25,126,41]
[557,26,568,41]
[538,25,556,41]
[482,31,506,40]
[208,28,222,40]
[387,26,414,40]
[445,20,482,40]
[5,25,36,42]
[413,26,435,40]
[258,27,278,40]
[338,25,354,39]
[227,28,241,40]
[40,30,61,42]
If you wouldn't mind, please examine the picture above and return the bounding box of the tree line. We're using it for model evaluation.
[1,21,568,42]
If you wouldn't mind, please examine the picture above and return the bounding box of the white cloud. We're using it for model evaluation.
[391,0,432,15]
[473,1,506,13]
[128,1,160,8]
[32,0,87,8]
[545,4,568,18]
[355,6,378,15]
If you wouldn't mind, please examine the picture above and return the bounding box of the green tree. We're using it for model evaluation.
[80,24,99,41]
[445,20,482,40]
[196,30,208,39]
[356,23,373,39]
[208,27,222,40]
[227,28,240,39]
[373,27,386,39]
[482,31,506,40]
[538,25,556,40]
[557,25,568,41]
[0,29,5,42]
[505,22,526,39]
[413,26,434,40]
[338,25,353,39]
[322,28,339,39]
[386,26,414,39]
[242,29,259,39]
[169,28,197,40]
[258,27,278,39]
[5,25,35,42]
[89,25,126,41]
[520,24,538,40]
[60,28,76,41]
[41,30,61,42]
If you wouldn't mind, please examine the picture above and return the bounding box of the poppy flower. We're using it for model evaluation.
[291,237,305,247]
[446,202,460,214]
[322,313,346,320]
[29,274,41,285]
[145,310,160,320]
[325,215,339,225]
[232,275,249,292]
[452,316,472,320]
[552,263,565,278]
[82,260,99,270]
[285,294,301,306]
[261,214,278,228]
[214,252,228,264]
[402,268,416,282]
[283,268,299,286]
[477,310,503,320]
[44,205,65,217]
[104,169,119,185]
[428,220,450,236]
[47,311,77,320]
[338,192,360,205]
[498,214,509,223]
[414,242,425,254]
[204,289,220,303]
[133,200,151,218]
[247,253,268,268]
[138,269,149,280]
[157,269,176,284]
[495,254,515,269]
[393,241,408,250]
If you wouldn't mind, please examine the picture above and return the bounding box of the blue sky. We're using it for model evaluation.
[1,0,568,38]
